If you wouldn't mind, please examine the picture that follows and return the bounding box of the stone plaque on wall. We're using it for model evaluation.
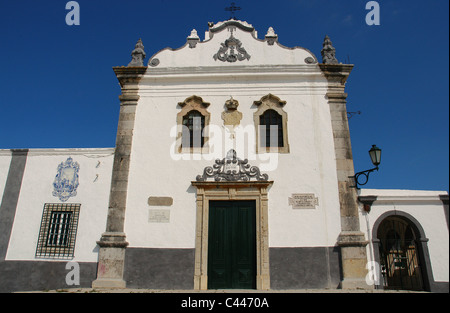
[289,194,319,209]
[149,209,170,223]
[148,196,173,206]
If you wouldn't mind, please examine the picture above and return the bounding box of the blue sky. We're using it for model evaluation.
[0,0,448,192]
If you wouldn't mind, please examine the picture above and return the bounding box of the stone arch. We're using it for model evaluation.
[371,210,433,291]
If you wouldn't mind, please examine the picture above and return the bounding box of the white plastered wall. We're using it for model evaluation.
[5,148,114,262]
[0,150,12,205]
[360,189,449,283]
[124,23,342,250]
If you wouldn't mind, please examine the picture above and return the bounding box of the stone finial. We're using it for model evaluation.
[187,29,200,48]
[128,39,146,67]
[188,29,200,39]
[321,35,338,64]
[266,27,277,37]
[265,27,278,45]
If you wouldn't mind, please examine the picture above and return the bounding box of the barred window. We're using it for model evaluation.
[35,203,80,259]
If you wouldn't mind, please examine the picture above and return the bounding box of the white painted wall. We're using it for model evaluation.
[359,189,449,283]
[0,150,12,205]
[6,148,114,262]
[151,22,315,69]
[124,21,342,249]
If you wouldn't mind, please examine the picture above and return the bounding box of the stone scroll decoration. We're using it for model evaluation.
[196,149,268,182]
[213,28,250,63]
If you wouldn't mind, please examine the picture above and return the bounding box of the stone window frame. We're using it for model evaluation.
[176,96,211,154]
[191,181,272,291]
[253,94,290,153]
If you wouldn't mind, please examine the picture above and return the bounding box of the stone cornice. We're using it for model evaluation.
[113,66,147,88]
[337,231,369,247]
[27,148,114,156]
[146,64,322,76]
[96,232,129,248]
[359,189,449,204]
[0,148,114,156]
[319,63,354,76]
[192,181,273,189]
[113,66,147,106]
[319,64,354,90]
[365,194,447,203]
[141,65,327,87]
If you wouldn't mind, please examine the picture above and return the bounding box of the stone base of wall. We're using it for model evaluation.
[0,260,97,293]
[124,248,195,290]
[124,247,343,290]
[269,247,342,289]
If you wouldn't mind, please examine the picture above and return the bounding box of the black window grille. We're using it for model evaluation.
[182,110,205,148]
[259,109,283,148]
[35,203,80,259]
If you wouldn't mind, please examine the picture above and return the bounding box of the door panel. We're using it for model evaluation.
[208,201,256,289]
[208,204,230,288]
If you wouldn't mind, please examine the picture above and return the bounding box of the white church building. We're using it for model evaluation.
[0,19,448,292]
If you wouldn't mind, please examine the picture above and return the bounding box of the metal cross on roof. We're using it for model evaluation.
[225,2,241,20]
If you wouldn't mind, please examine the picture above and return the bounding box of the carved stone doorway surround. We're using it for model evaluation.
[191,181,272,290]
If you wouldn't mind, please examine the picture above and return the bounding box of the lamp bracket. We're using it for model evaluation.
[349,166,378,189]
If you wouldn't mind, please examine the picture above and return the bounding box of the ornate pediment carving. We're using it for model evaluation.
[196,149,269,182]
[178,95,210,109]
[213,28,251,63]
[253,93,286,108]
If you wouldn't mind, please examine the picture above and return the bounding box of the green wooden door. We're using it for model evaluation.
[208,200,256,289]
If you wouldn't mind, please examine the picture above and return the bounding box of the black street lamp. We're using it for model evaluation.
[350,145,382,189]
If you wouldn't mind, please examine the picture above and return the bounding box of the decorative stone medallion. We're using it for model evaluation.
[222,97,243,127]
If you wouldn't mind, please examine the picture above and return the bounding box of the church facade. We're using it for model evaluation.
[0,20,448,292]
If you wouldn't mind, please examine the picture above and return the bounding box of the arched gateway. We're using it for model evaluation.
[372,211,433,291]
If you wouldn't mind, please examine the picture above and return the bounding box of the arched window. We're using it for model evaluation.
[259,109,283,148]
[176,96,211,153]
[253,94,289,153]
[182,110,205,148]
